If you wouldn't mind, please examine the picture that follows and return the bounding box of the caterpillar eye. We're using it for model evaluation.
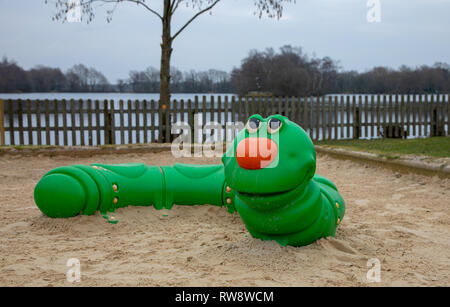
[246,118,261,134]
[268,118,282,133]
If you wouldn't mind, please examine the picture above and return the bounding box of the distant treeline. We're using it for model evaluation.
[231,46,450,96]
[336,64,450,95]
[0,59,110,93]
[1,46,450,95]
[0,57,232,93]
[122,67,232,93]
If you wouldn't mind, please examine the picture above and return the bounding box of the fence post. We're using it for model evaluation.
[104,100,112,145]
[448,94,450,136]
[78,100,85,146]
[431,106,438,137]
[188,99,194,145]
[87,99,93,146]
[0,99,4,145]
[159,99,168,143]
[166,99,172,143]
[110,100,116,145]
[429,95,435,137]
[18,99,24,145]
[353,106,361,139]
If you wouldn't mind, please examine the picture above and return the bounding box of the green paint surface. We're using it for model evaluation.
[34,115,346,247]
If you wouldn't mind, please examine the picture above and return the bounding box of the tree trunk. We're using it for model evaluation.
[159,0,173,143]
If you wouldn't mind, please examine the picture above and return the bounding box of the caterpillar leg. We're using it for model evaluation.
[244,195,336,247]
[313,174,346,224]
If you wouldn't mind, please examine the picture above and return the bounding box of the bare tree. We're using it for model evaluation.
[29,66,67,92]
[0,57,31,93]
[48,0,295,140]
[145,66,161,92]
[66,64,90,91]
[231,46,340,96]
[66,64,109,92]
[87,68,110,91]
[129,70,151,92]
[117,79,127,92]
[170,66,183,92]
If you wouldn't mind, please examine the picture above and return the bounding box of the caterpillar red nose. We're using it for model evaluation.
[236,137,278,170]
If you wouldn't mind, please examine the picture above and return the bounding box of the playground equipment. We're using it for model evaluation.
[34,114,345,247]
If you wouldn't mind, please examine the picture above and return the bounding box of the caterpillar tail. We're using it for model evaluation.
[34,163,228,218]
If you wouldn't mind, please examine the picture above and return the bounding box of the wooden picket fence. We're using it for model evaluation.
[0,95,449,146]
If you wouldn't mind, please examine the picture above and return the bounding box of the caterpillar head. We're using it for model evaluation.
[222,114,316,199]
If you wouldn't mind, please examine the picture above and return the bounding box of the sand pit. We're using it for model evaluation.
[0,151,449,286]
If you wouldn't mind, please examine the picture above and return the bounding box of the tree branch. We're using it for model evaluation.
[125,0,163,20]
[79,0,163,21]
[170,0,182,15]
[171,0,220,41]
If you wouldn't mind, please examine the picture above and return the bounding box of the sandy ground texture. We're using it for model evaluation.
[0,151,449,287]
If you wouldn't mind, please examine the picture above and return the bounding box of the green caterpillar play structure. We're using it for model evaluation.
[34,114,345,247]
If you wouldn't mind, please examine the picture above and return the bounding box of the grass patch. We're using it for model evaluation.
[316,137,450,158]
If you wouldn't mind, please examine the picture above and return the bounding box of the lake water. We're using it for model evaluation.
[0,93,237,101]
[1,92,448,101]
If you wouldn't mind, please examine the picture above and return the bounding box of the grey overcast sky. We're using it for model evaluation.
[0,0,449,82]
